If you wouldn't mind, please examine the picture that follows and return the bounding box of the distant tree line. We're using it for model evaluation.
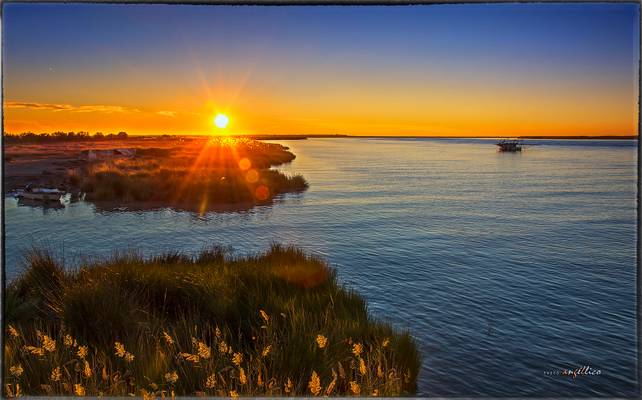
[3,131,128,143]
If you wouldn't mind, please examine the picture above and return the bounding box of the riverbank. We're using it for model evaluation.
[4,137,308,211]
[4,245,420,397]
[4,137,181,192]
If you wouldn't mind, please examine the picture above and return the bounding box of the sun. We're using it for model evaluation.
[213,114,229,129]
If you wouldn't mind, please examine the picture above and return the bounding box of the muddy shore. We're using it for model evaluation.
[3,137,305,212]
[4,138,185,192]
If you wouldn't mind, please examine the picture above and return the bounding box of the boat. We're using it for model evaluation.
[15,185,65,202]
[17,197,66,209]
[496,139,522,152]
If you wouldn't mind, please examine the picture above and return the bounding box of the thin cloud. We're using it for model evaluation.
[4,101,73,111]
[4,101,140,114]
[75,105,140,113]
[156,110,177,117]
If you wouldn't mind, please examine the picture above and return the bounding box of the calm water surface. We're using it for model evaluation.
[4,138,639,397]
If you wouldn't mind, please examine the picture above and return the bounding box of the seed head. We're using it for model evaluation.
[9,364,23,377]
[284,378,293,394]
[114,342,126,358]
[8,325,19,338]
[218,341,228,354]
[359,358,367,375]
[197,342,211,359]
[24,346,45,356]
[162,331,174,346]
[349,381,361,395]
[179,352,200,363]
[77,346,88,359]
[164,371,178,384]
[74,383,85,396]
[50,367,62,382]
[205,374,216,389]
[239,367,247,385]
[83,361,92,378]
[259,309,269,323]
[42,335,56,352]
[308,371,321,396]
[352,343,363,357]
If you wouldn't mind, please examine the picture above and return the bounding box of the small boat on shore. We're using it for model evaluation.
[496,139,522,152]
[15,185,65,202]
[17,197,66,209]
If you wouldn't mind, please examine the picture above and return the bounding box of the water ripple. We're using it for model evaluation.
[4,138,638,396]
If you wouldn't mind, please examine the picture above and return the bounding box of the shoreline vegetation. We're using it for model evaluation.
[77,139,307,211]
[4,245,420,397]
[4,136,308,212]
[4,131,131,143]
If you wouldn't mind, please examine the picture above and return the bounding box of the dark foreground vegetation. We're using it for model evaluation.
[4,245,420,397]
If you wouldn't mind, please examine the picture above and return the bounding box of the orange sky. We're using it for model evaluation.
[4,82,638,136]
[3,4,640,137]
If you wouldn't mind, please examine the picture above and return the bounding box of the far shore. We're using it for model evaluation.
[238,134,638,140]
[5,132,637,142]
[188,134,638,140]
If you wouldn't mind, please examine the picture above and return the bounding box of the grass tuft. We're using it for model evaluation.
[4,245,420,397]
[75,138,309,210]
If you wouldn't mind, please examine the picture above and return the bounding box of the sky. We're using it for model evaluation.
[2,3,640,136]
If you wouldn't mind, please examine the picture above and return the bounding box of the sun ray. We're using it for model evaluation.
[170,137,268,211]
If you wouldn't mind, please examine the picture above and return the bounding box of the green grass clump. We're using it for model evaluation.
[76,139,308,209]
[81,167,307,205]
[4,245,420,397]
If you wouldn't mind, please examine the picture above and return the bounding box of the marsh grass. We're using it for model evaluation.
[4,245,420,397]
[75,139,308,208]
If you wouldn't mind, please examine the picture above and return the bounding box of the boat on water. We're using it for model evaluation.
[17,197,66,209]
[496,139,522,152]
[15,185,65,202]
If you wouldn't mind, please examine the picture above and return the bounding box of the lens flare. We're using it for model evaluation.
[255,185,269,201]
[238,158,251,171]
[245,169,259,183]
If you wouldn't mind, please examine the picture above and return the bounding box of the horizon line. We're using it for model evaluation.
[4,132,639,139]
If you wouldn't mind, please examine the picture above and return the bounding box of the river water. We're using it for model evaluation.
[4,138,638,396]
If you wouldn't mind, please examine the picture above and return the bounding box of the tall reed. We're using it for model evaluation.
[4,245,420,397]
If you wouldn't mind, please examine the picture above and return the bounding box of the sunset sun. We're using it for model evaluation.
[214,113,229,129]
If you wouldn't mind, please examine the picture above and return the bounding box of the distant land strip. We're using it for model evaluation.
[234,134,638,140]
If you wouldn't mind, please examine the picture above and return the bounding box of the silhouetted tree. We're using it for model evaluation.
[4,130,134,143]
